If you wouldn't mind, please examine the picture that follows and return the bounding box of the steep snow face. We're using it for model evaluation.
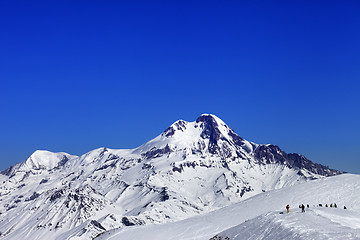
[96,174,360,240]
[134,114,251,158]
[0,114,343,240]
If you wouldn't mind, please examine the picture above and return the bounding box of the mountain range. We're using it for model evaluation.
[0,114,341,239]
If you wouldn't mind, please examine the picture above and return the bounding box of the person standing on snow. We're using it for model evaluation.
[301,204,305,213]
[286,204,290,213]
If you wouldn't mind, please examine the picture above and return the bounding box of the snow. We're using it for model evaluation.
[216,208,360,240]
[96,174,360,240]
[8,150,77,175]
[133,113,243,157]
[0,114,347,240]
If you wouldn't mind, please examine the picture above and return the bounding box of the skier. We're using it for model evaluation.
[325,204,328,207]
[301,204,305,213]
[334,203,337,208]
[344,206,347,209]
[307,204,309,208]
[330,203,333,208]
[286,204,290,213]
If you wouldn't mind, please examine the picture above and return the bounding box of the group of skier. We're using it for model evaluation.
[285,203,347,213]
[320,203,337,208]
[285,204,307,213]
[318,203,347,209]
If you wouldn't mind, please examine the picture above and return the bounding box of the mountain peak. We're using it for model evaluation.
[23,150,75,170]
[196,113,225,125]
[162,114,229,138]
[138,114,340,177]
[163,119,188,137]
[135,114,246,159]
[1,150,77,176]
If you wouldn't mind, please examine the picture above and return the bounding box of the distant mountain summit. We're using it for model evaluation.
[0,114,341,239]
[136,114,340,176]
[1,150,75,177]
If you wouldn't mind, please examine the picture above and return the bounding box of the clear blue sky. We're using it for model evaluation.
[1,1,359,173]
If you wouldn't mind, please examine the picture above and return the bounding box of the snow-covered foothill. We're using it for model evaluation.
[96,174,360,240]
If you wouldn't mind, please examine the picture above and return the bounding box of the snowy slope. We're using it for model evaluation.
[214,208,360,240]
[96,174,360,240]
[0,114,342,239]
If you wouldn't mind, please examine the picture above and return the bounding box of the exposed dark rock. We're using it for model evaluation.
[228,130,244,146]
[0,166,14,176]
[172,161,199,173]
[254,145,287,165]
[50,189,65,202]
[105,154,119,162]
[143,144,172,159]
[163,126,175,137]
[172,165,183,173]
[90,220,106,231]
[26,192,40,201]
[121,217,135,226]
[160,187,169,201]
[221,143,233,159]
[197,115,222,154]
[54,156,69,170]
[94,161,118,172]
[179,200,202,211]
[287,153,342,176]
[96,148,108,161]
[142,163,152,169]
[40,179,48,184]
[253,145,342,176]
[174,120,187,131]
[240,186,253,197]
[55,222,62,229]
[162,120,187,137]
[6,205,16,211]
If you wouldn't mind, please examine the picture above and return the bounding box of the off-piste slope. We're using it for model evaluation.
[0,114,341,239]
[96,174,360,240]
[214,208,360,240]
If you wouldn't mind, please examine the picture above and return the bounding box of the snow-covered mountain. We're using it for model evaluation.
[96,173,360,240]
[0,114,341,239]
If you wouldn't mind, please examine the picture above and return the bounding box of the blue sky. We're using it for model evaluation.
[1,1,359,173]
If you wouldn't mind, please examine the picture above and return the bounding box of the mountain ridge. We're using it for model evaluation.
[0,114,342,239]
